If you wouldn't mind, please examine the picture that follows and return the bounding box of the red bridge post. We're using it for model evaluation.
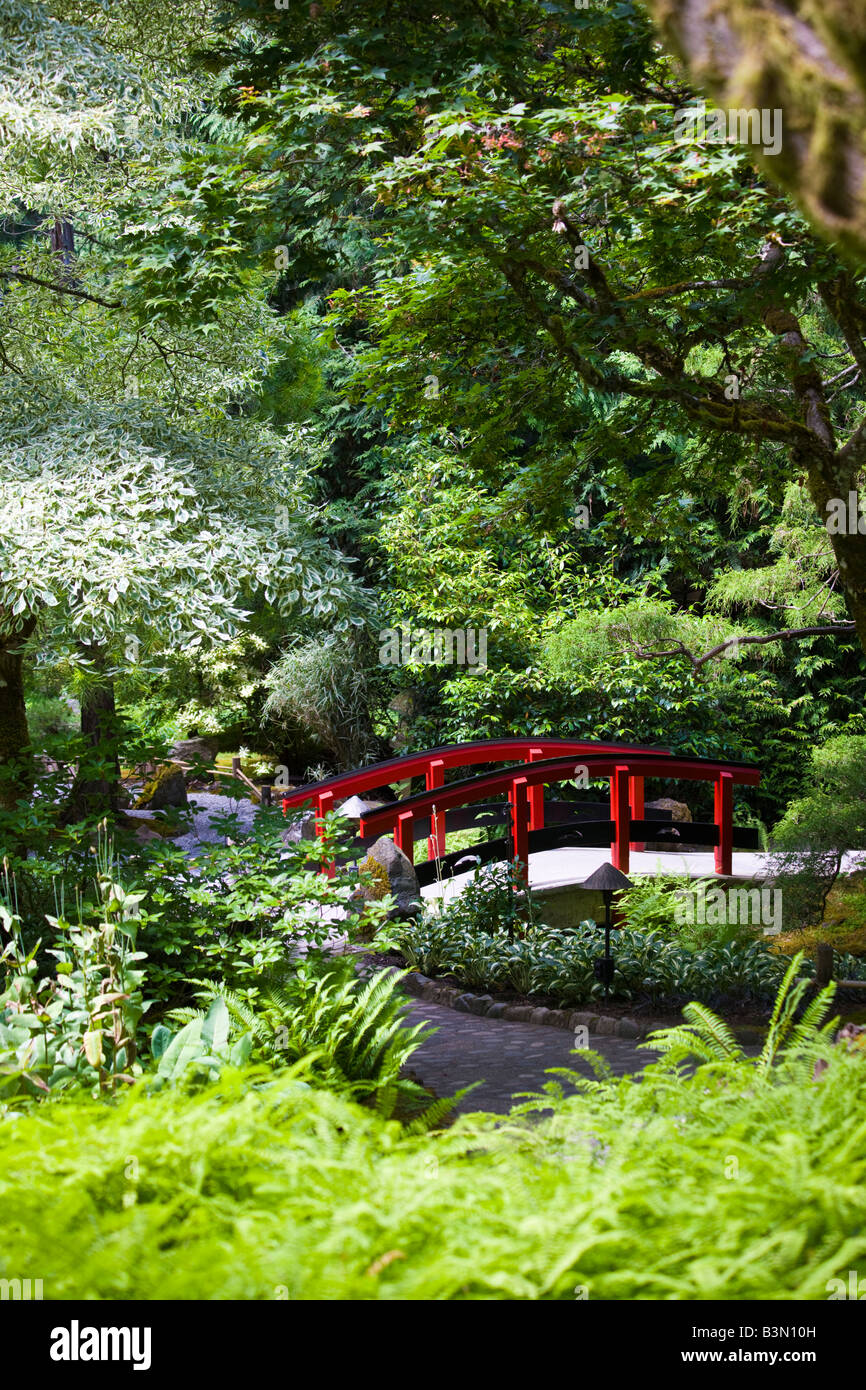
[528,747,545,831]
[509,776,530,882]
[426,758,446,860]
[630,774,645,853]
[611,765,630,873]
[395,809,414,861]
[714,771,733,875]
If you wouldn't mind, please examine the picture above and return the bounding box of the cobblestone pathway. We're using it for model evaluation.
[402,994,662,1116]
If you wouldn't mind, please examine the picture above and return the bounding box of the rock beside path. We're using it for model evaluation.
[135,763,188,810]
[363,835,422,918]
[168,737,220,778]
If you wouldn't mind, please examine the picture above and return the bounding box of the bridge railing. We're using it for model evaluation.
[279,736,674,862]
[278,740,760,880]
[355,752,760,877]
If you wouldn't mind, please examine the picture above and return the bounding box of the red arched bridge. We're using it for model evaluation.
[278,738,761,884]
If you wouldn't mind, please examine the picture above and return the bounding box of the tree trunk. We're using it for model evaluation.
[645,0,866,263]
[0,621,35,813]
[802,449,866,651]
[66,647,120,821]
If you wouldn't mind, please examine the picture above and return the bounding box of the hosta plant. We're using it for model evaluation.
[149,997,253,1088]
[389,912,866,1010]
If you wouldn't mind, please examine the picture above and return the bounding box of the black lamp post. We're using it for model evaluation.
[582,862,633,999]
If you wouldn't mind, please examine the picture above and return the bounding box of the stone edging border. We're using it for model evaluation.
[400,969,649,1039]
[356,957,767,1045]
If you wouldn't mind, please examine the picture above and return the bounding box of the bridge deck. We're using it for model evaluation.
[421,846,866,903]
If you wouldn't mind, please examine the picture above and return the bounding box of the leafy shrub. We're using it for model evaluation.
[97,806,389,1005]
[24,693,79,745]
[0,832,149,1106]
[770,733,866,929]
[616,874,756,949]
[429,860,540,939]
[771,873,866,963]
[261,633,381,769]
[647,953,838,1070]
[149,997,253,1089]
[1,969,864,1300]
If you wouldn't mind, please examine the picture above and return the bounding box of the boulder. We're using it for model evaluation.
[168,737,219,781]
[281,809,317,844]
[643,797,693,852]
[121,812,185,841]
[361,834,422,919]
[135,763,188,811]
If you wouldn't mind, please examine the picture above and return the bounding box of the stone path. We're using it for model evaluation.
[401,993,662,1116]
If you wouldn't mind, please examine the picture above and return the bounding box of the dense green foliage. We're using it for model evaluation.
[167,960,435,1107]
[1,965,863,1300]
[3,0,866,1311]
[390,864,866,1008]
[4,0,866,808]
[770,734,866,927]
[395,904,866,1013]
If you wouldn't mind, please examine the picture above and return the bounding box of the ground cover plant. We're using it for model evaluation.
[390,865,866,1012]
[3,0,866,1321]
[0,962,863,1301]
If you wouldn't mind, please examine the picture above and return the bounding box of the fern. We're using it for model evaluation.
[680,1001,742,1060]
[646,955,837,1073]
[2,1030,866,1300]
[178,963,435,1107]
[758,951,808,1070]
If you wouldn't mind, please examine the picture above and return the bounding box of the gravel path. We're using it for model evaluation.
[174,792,258,854]
[126,791,259,855]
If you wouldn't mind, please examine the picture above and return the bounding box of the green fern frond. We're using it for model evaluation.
[680,1001,744,1060]
[642,1025,730,1066]
[785,985,838,1054]
[759,952,808,1069]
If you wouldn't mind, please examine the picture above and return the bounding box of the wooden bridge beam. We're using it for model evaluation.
[714,771,733,876]
[527,747,545,831]
[629,774,645,853]
[509,776,530,882]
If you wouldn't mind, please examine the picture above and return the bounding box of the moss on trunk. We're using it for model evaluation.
[647,0,866,262]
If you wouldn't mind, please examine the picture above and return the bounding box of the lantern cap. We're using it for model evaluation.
[582,862,633,893]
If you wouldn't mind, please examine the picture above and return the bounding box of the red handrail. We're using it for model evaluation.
[356,752,760,877]
[281,737,676,876]
[278,736,673,811]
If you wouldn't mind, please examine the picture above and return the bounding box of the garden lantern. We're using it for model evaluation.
[582,862,633,998]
